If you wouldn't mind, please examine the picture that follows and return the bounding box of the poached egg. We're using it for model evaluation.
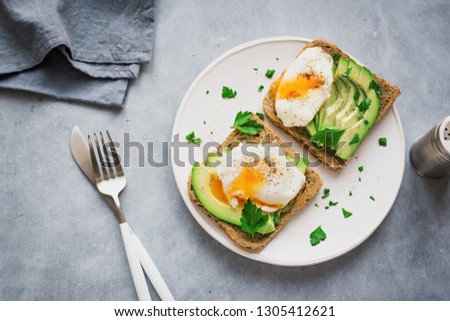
[275,47,334,127]
[211,143,305,212]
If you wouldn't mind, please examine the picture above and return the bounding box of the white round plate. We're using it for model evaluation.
[171,37,405,266]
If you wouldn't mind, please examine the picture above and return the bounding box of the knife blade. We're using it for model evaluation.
[70,125,95,184]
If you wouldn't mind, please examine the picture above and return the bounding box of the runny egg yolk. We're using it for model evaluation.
[210,167,265,206]
[276,73,325,100]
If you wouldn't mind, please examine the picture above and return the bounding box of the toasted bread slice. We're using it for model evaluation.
[188,115,322,250]
[263,39,401,170]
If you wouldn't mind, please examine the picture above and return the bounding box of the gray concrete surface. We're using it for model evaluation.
[1,0,449,300]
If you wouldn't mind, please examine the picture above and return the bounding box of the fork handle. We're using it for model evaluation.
[120,223,152,301]
[128,226,175,301]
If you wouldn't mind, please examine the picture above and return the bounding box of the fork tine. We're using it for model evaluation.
[88,135,102,182]
[106,130,124,177]
[100,132,115,178]
[94,133,109,179]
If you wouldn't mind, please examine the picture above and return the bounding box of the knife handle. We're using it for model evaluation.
[128,228,175,301]
[120,223,152,301]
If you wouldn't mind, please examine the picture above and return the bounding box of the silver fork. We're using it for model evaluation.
[88,131,174,301]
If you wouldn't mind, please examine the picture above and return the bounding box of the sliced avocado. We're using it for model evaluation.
[317,78,347,130]
[335,67,380,160]
[305,120,317,137]
[334,78,365,128]
[327,77,356,128]
[314,81,340,131]
[336,56,350,76]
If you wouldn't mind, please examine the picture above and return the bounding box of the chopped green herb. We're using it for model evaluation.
[253,68,258,71]
[358,166,364,172]
[342,208,353,218]
[364,120,369,125]
[328,200,338,207]
[343,67,352,77]
[310,226,327,246]
[354,91,360,104]
[321,188,330,199]
[349,191,353,196]
[358,177,362,182]
[370,195,375,201]
[206,90,209,95]
[332,54,340,63]
[258,85,264,92]
[273,211,281,226]
[265,69,276,79]
[369,80,382,96]
[315,203,319,207]
[310,128,346,149]
[185,131,202,144]
[349,134,360,145]
[240,199,269,238]
[325,206,330,210]
[256,112,264,120]
[231,111,264,135]
[222,86,237,99]
[379,137,387,147]
[357,97,372,113]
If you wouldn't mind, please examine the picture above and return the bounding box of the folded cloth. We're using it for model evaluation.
[0,0,155,107]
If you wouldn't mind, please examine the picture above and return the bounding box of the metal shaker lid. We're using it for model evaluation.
[440,115,450,155]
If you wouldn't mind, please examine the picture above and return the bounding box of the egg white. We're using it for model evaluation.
[215,143,305,210]
[275,47,334,127]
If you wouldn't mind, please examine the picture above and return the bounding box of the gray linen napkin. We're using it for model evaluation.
[0,0,155,107]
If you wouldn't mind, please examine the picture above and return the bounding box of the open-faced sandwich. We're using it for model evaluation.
[263,39,401,170]
[188,112,322,250]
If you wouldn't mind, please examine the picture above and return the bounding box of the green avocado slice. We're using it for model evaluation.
[307,55,380,160]
[191,155,308,235]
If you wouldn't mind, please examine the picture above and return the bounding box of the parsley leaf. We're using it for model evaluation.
[328,200,338,207]
[222,86,237,99]
[322,188,330,199]
[231,111,264,135]
[258,85,264,92]
[310,226,327,246]
[265,69,275,79]
[370,195,375,201]
[349,191,353,196]
[379,137,387,147]
[354,91,361,104]
[369,80,382,96]
[358,165,364,172]
[253,68,258,72]
[349,134,360,145]
[185,131,202,144]
[272,211,281,226]
[357,97,372,113]
[342,208,352,218]
[343,67,352,77]
[240,199,269,237]
[256,112,264,120]
[325,206,330,210]
[310,128,346,149]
